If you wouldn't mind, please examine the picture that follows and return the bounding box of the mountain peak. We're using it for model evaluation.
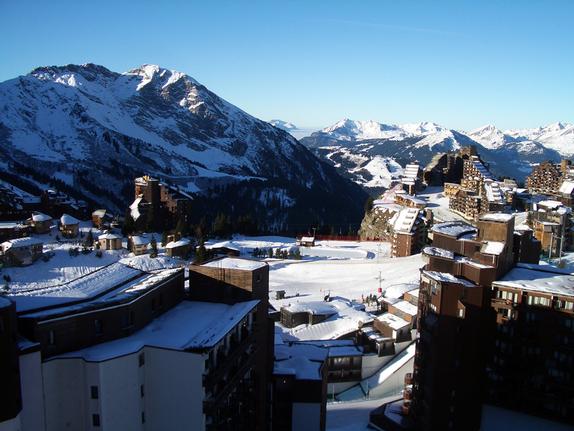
[125,64,199,90]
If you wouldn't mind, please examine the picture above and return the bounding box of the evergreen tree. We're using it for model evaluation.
[195,242,207,264]
[85,230,94,247]
[213,213,232,238]
[364,196,375,213]
[123,211,136,235]
[150,235,158,257]
[175,217,187,237]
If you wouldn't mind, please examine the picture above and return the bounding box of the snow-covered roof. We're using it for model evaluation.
[60,214,79,225]
[202,257,266,271]
[11,262,145,313]
[285,299,373,341]
[31,213,51,222]
[1,237,43,250]
[274,343,326,380]
[537,200,563,210]
[397,194,426,205]
[407,289,419,298]
[470,158,494,180]
[559,180,574,195]
[480,213,514,223]
[483,180,504,204]
[391,208,420,234]
[130,235,150,246]
[421,270,476,287]
[431,221,476,237]
[99,232,121,240]
[391,300,418,316]
[21,268,182,319]
[514,223,532,232]
[129,197,143,221]
[384,283,419,300]
[52,299,258,361]
[0,222,27,229]
[299,236,315,242]
[481,241,505,256]
[493,266,574,298]
[376,312,409,330]
[165,238,191,249]
[282,301,338,316]
[92,209,106,217]
[423,246,454,260]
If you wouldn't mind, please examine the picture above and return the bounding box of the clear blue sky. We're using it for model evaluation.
[1,0,573,130]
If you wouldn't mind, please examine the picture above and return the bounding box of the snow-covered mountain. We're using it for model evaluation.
[301,119,569,191]
[506,122,574,156]
[269,119,297,131]
[0,64,366,230]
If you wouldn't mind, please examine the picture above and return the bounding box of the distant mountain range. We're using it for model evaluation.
[300,119,573,191]
[0,64,366,231]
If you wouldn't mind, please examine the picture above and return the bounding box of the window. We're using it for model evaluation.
[140,385,145,398]
[90,386,99,399]
[141,412,145,424]
[139,352,145,367]
[92,414,100,427]
[528,295,551,306]
[94,320,103,335]
[122,311,135,329]
[0,318,4,334]
[48,330,55,345]
[151,298,157,311]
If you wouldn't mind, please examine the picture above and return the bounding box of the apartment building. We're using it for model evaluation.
[131,176,192,228]
[447,155,510,222]
[369,213,571,431]
[0,257,273,431]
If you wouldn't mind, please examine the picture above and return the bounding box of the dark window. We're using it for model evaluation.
[141,412,145,424]
[92,414,100,427]
[151,298,157,311]
[90,386,99,399]
[122,311,135,329]
[159,294,164,307]
[139,352,145,367]
[48,330,55,345]
[94,320,103,335]
[140,385,144,398]
[0,318,4,334]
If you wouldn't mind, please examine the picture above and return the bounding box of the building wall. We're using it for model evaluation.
[291,403,322,431]
[43,347,206,431]
[18,351,44,431]
[43,358,87,431]
[145,348,205,431]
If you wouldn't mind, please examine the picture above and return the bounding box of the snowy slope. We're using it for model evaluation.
[0,64,366,228]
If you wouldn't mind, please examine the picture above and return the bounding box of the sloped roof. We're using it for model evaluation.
[60,214,80,225]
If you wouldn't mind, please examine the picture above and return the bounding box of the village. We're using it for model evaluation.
[1,147,574,431]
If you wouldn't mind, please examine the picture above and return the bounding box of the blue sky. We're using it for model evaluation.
[1,0,573,130]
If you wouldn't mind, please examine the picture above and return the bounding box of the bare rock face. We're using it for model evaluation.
[359,206,396,241]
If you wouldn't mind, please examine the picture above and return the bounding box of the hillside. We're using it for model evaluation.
[0,64,367,232]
